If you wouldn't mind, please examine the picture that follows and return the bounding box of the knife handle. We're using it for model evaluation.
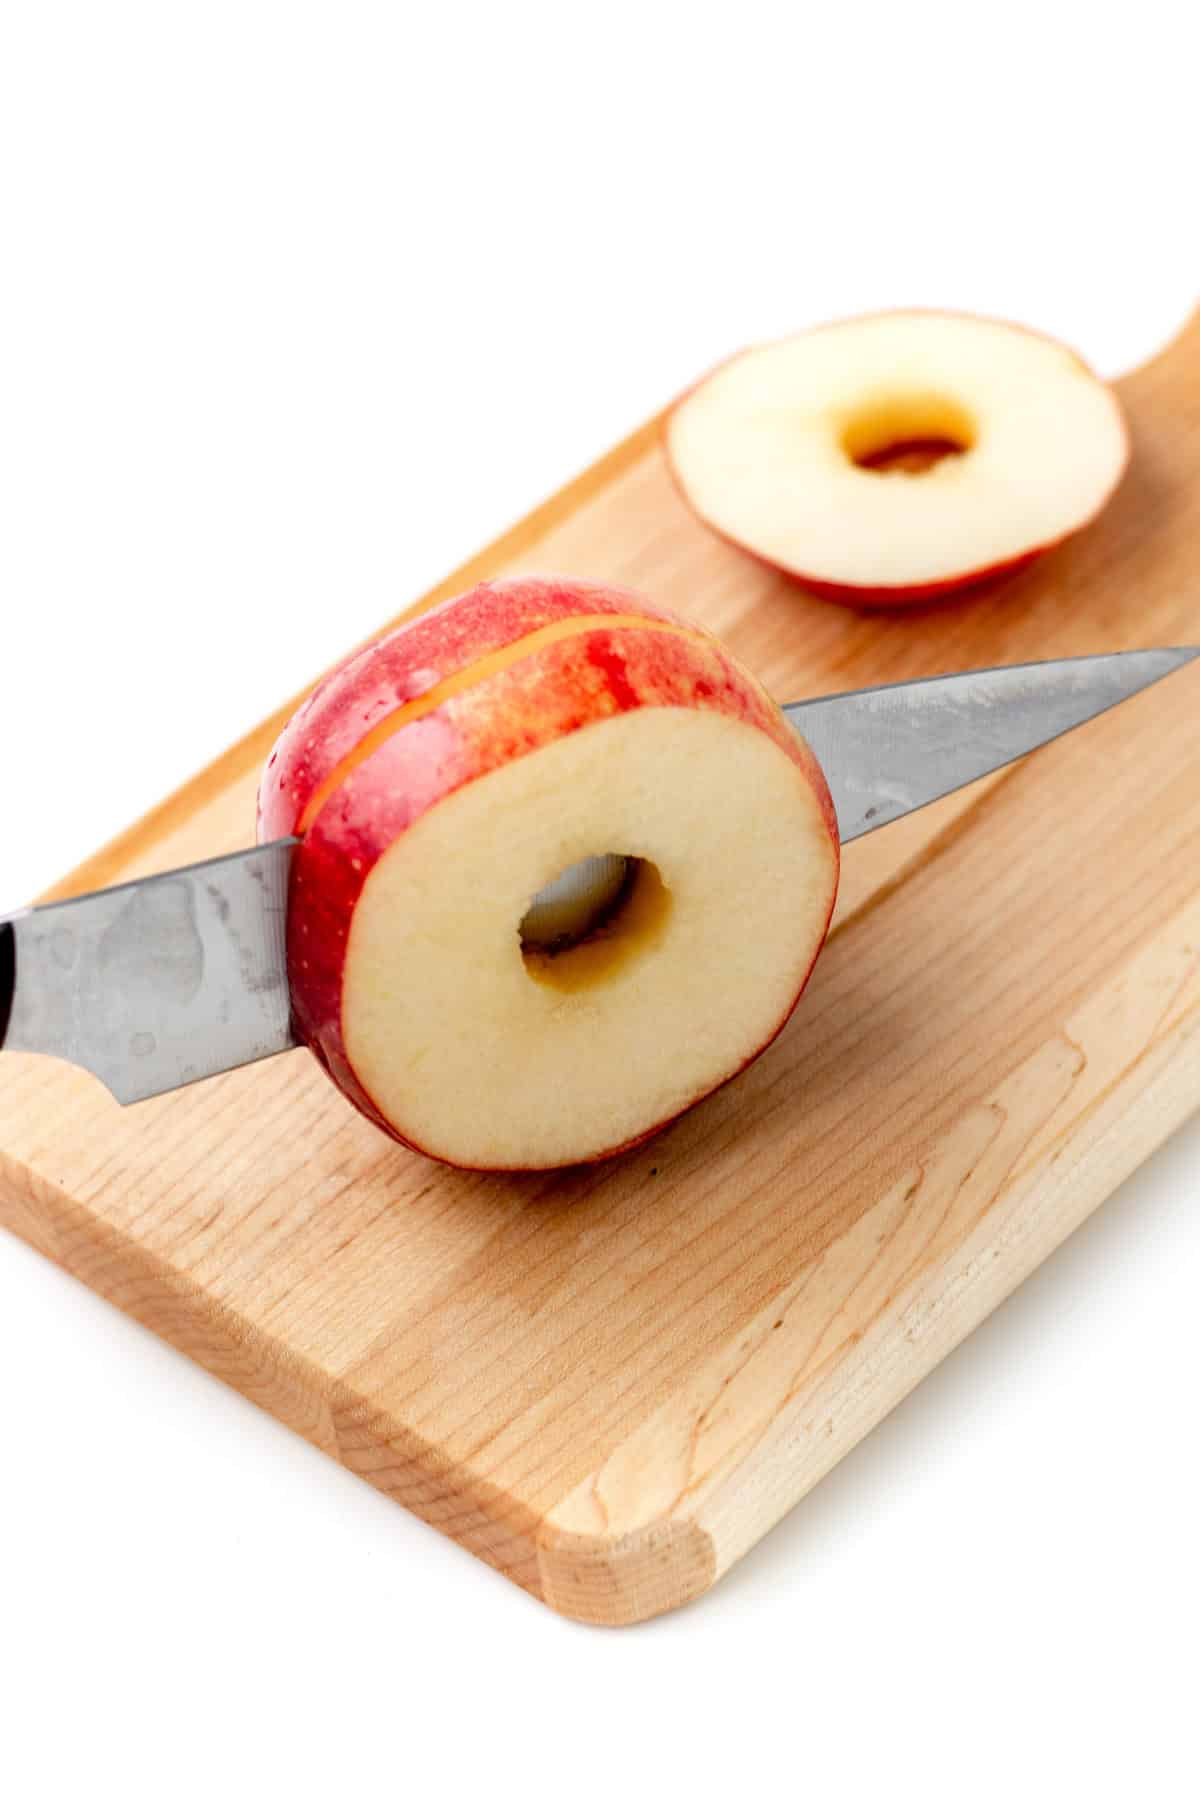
[0,921,14,1051]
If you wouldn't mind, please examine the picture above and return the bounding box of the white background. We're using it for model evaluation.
[1,4,1197,1795]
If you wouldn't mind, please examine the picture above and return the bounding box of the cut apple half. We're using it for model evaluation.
[258,577,840,1170]
[343,705,834,1167]
[665,311,1130,606]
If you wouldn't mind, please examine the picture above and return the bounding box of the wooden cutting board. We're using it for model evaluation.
[3,313,1200,1627]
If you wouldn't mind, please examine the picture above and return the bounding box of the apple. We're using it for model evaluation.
[258,577,839,1169]
[665,311,1130,606]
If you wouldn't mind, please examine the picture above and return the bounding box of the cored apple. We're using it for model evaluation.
[665,311,1130,606]
[258,577,839,1169]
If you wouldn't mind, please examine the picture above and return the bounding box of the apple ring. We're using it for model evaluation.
[259,578,839,1169]
[666,311,1129,605]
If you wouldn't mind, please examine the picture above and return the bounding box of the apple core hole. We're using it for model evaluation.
[842,393,976,475]
[520,856,672,993]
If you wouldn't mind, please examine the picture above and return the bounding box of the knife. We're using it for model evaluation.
[2,647,1195,1104]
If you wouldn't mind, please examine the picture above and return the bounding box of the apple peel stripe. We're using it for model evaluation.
[296,614,712,834]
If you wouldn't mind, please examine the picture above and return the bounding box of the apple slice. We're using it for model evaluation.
[665,311,1130,606]
[259,577,839,1170]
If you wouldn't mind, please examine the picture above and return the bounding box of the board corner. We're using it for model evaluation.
[535,1507,717,1627]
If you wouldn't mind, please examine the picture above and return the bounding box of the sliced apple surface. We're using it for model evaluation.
[346,704,835,1167]
[665,312,1130,605]
[259,577,839,1171]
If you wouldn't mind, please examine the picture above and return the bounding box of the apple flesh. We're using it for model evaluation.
[259,577,839,1170]
[665,311,1130,606]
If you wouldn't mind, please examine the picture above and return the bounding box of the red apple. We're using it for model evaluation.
[259,577,839,1169]
[665,311,1130,607]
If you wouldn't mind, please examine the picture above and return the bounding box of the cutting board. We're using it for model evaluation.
[4,313,1200,1627]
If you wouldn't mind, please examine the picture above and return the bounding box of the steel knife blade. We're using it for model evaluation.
[784,645,1200,843]
[2,646,1195,1101]
[0,840,296,1102]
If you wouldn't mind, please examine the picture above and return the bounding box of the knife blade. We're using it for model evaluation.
[785,645,1200,843]
[0,840,296,1102]
[2,647,1195,1102]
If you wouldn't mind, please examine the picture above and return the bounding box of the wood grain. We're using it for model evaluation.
[3,312,1199,1626]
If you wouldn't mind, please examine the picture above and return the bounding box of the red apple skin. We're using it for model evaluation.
[257,576,687,839]
[259,578,839,1166]
[663,310,1131,609]
[706,532,1046,611]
